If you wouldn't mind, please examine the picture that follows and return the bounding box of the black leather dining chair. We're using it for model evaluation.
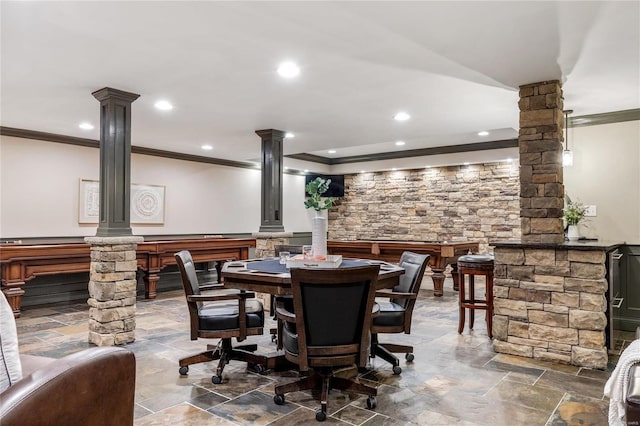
[273,265,380,422]
[174,250,267,384]
[370,251,430,374]
[270,245,304,345]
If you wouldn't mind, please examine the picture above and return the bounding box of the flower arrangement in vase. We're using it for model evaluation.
[304,177,335,258]
[563,195,587,241]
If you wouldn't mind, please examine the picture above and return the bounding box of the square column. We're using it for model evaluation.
[518,80,565,244]
[86,235,143,346]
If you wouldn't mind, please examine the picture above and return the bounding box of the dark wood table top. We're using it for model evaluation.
[221,258,404,295]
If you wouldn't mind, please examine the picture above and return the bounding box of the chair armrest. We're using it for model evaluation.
[275,306,296,324]
[0,347,135,426]
[187,291,256,303]
[375,289,417,299]
[199,283,225,291]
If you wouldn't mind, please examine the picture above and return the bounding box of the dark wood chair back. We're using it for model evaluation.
[392,251,430,310]
[287,265,379,372]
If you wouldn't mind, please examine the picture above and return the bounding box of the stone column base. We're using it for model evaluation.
[85,235,143,346]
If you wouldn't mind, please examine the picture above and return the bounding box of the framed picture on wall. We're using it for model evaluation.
[78,179,166,225]
[79,179,100,224]
[131,183,165,224]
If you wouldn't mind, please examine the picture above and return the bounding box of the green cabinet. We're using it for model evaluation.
[616,245,640,331]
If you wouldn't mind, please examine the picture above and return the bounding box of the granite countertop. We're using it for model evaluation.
[490,239,625,251]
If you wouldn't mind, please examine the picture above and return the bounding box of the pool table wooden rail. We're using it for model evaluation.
[1,237,255,316]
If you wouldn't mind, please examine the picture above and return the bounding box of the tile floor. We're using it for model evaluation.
[15,273,634,425]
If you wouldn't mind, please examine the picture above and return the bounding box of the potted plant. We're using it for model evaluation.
[563,195,587,241]
[304,177,335,257]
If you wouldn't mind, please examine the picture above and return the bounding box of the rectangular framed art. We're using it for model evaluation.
[78,179,166,225]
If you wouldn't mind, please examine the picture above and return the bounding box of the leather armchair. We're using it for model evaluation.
[370,251,430,375]
[0,347,136,426]
[175,250,267,384]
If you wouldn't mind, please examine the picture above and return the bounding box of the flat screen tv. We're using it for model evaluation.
[304,174,345,198]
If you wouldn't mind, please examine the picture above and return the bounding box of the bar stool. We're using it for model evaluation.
[457,254,494,338]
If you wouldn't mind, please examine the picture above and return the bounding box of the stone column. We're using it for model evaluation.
[86,236,143,346]
[518,80,565,244]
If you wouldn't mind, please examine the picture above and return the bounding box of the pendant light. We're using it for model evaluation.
[563,109,574,167]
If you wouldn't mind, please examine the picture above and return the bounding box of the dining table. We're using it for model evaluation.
[221,257,405,370]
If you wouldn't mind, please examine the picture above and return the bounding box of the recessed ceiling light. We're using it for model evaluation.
[328,150,336,154]
[425,165,431,169]
[395,141,406,146]
[285,132,295,138]
[506,158,513,163]
[277,62,300,78]
[463,162,470,165]
[478,131,489,136]
[154,100,173,111]
[201,144,213,150]
[393,112,410,121]
[78,122,94,130]
[303,169,309,173]
[360,170,365,173]
[284,166,289,170]
[392,168,397,171]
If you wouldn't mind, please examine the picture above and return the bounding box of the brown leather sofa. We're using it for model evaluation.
[0,347,136,426]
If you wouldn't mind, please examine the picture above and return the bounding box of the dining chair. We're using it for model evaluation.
[174,250,267,384]
[370,251,430,374]
[273,265,380,422]
[270,244,304,345]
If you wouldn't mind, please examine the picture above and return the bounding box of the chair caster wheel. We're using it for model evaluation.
[252,364,266,374]
[392,365,402,375]
[178,366,189,375]
[366,396,377,409]
[315,409,326,421]
[405,353,415,362]
[274,394,285,405]
[271,334,277,343]
[212,375,222,384]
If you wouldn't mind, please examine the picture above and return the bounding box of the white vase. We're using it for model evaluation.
[567,225,580,241]
[311,216,327,258]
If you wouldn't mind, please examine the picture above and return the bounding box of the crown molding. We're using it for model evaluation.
[570,108,640,128]
[289,139,519,165]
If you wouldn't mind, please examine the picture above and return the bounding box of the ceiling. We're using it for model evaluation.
[1,1,638,172]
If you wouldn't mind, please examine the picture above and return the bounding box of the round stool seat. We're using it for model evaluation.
[458,254,494,264]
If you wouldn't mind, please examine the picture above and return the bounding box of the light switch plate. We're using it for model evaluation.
[585,205,597,217]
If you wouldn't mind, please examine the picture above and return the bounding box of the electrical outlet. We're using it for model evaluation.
[585,205,597,217]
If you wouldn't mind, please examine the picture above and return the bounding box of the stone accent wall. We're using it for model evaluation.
[85,236,143,346]
[518,80,565,244]
[493,246,608,369]
[329,163,520,253]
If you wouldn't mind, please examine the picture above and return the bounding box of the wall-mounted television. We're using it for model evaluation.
[304,174,345,198]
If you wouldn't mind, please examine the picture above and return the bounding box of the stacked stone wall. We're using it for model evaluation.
[518,80,565,244]
[86,236,142,346]
[493,246,608,369]
[329,163,520,253]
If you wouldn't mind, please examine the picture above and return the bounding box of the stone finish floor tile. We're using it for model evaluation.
[13,275,620,426]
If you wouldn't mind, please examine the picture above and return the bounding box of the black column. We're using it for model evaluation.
[92,87,140,237]
[255,129,285,233]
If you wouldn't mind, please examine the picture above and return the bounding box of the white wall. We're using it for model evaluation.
[0,136,311,238]
[563,120,640,242]
[2,119,639,242]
